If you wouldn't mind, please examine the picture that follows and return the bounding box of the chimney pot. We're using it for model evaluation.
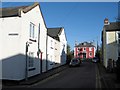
[104,18,109,25]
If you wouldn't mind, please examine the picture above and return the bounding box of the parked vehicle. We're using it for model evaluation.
[69,58,81,67]
[92,57,99,63]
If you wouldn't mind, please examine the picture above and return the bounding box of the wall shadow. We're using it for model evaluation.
[60,45,66,65]
[0,53,63,81]
[102,39,118,72]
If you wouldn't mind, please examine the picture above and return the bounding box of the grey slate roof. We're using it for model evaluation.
[47,28,63,41]
[0,2,39,18]
[75,42,95,47]
[0,6,27,18]
[0,2,47,29]
[104,22,120,31]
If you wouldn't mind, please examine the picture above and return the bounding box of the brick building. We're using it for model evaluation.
[74,42,96,59]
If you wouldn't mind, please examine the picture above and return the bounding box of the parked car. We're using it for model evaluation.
[69,58,81,67]
[92,57,99,63]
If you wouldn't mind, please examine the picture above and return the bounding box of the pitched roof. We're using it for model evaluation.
[47,27,63,41]
[0,2,39,18]
[104,22,120,31]
[0,2,47,29]
[75,42,95,47]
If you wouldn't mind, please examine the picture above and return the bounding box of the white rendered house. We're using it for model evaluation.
[47,28,67,66]
[47,35,55,70]
[102,18,120,68]
[0,3,47,80]
[59,28,67,65]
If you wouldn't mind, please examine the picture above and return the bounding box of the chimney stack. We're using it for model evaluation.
[75,40,78,46]
[104,18,109,25]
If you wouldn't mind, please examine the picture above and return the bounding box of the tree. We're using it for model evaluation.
[66,44,73,64]
[95,44,102,63]
[67,44,71,55]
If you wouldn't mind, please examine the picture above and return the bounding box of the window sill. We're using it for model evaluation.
[51,47,53,49]
[29,38,37,42]
[28,67,36,71]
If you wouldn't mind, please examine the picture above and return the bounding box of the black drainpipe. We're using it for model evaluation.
[38,23,42,74]
[25,41,29,81]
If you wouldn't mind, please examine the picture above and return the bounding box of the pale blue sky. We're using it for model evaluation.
[1,2,118,50]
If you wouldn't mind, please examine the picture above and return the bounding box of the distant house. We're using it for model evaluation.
[47,27,67,67]
[47,28,60,70]
[0,3,47,80]
[101,18,120,68]
[74,42,95,59]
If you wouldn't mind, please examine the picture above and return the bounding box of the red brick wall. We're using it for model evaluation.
[74,47,95,59]
[75,47,78,58]
[86,47,89,58]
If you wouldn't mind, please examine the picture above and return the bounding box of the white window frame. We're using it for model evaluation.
[89,52,92,57]
[51,40,54,49]
[118,33,120,44]
[117,32,120,57]
[30,22,35,39]
[89,47,92,51]
[28,52,34,68]
[84,47,86,51]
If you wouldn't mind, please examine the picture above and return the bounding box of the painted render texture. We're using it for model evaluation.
[0,3,67,80]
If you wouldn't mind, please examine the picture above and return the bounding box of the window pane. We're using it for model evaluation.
[30,24,32,37]
[118,51,120,57]
[32,25,34,38]
[29,52,34,67]
[90,53,92,56]
[119,39,120,44]
[84,48,86,50]
[118,33,120,38]
[30,23,35,39]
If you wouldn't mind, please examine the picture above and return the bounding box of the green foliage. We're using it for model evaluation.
[66,44,74,64]
[95,44,102,63]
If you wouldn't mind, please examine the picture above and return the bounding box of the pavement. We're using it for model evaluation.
[97,62,120,88]
[2,64,68,86]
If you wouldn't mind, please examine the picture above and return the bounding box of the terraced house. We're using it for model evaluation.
[0,2,67,81]
[47,28,67,70]
[101,18,120,69]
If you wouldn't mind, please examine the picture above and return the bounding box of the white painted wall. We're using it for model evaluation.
[93,47,96,58]
[1,17,21,60]
[0,19,2,80]
[54,39,60,64]
[0,5,47,80]
[1,17,24,80]
[0,4,67,80]
[47,36,55,70]
[21,5,47,73]
[105,32,118,68]
[59,28,67,65]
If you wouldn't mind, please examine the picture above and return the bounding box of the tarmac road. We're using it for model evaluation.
[29,61,101,88]
[3,60,120,89]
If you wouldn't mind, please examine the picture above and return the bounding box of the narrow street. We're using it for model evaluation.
[27,61,101,88]
[2,61,102,89]
[1,2,120,90]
